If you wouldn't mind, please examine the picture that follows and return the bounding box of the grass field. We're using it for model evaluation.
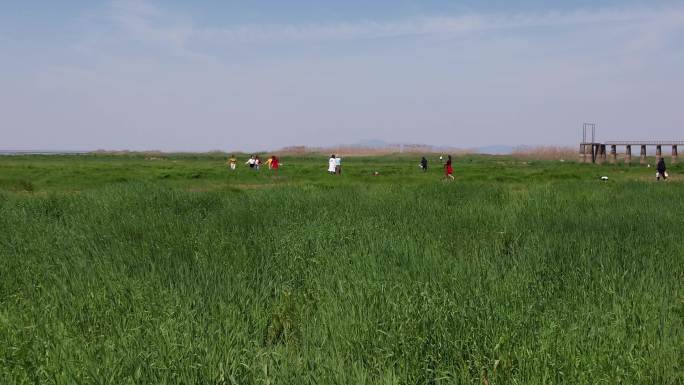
[0,154,682,384]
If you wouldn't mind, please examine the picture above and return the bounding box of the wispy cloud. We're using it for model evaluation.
[194,6,684,44]
[74,1,684,56]
[107,0,193,50]
[5,0,683,151]
[72,0,203,60]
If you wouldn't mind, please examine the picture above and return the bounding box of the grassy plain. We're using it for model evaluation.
[0,153,682,384]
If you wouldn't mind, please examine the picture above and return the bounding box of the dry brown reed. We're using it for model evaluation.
[278,144,473,157]
[511,146,577,160]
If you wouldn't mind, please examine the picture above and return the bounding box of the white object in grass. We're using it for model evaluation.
[601,176,609,181]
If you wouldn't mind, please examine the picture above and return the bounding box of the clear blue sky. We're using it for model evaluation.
[1,0,683,151]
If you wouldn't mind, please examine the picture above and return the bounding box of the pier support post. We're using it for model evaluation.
[656,145,662,162]
[602,145,607,163]
[580,144,590,163]
[625,145,632,164]
[585,144,592,163]
[597,145,606,164]
[579,144,585,163]
[610,145,617,164]
[673,145,678,164]
[640,145,647,165]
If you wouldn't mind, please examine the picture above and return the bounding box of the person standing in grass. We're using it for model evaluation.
[420,156,428,171]
[328,155,337,175]
[657,157,668,181]
[255,155,261,170]
[264,156,273,169]
[444,155,454,180]
[228,155,237,171]
[246,155,256,169]
[271,155,280,170]
[335,155,342,175]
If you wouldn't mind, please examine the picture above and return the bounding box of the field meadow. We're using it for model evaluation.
[0,153,682,384]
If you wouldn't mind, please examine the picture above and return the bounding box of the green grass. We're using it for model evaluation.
[0,154,682,384]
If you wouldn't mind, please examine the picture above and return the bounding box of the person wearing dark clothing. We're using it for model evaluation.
[657,158,667,180]
[420,157,428,171]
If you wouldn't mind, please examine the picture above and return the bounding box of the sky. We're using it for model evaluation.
[1,1,683,152]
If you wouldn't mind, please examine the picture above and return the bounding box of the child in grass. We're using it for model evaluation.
[335,155,342,175]
[657,158,668,181]
[420,157,428,171]
[245,155,256,169]
[444,155,454,180]
[328,155,337,175]
[228,155,237,170]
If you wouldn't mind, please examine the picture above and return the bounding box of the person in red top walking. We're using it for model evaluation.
[444,155,454,180]
[271,155,280,170]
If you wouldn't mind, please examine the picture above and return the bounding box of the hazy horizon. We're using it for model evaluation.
[0,141,544,155]
[2,0,683,152]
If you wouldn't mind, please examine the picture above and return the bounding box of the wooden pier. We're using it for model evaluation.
[579,141,682,164]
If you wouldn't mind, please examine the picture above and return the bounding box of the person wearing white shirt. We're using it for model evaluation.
[328,155,337,175]
[246,155,256,169]
[335,156,342,175]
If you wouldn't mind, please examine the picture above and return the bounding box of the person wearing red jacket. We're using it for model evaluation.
[444,155,454,180]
